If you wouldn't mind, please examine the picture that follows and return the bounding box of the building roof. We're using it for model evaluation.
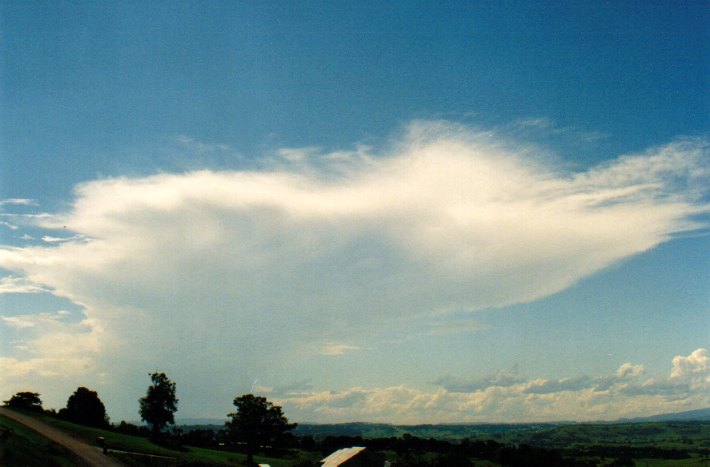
[321,446,367,466]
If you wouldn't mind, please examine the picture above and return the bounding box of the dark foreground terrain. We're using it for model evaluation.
[2,409,709,466]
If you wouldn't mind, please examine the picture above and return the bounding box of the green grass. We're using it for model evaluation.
[2,410,317,466]
[0,415,79,467]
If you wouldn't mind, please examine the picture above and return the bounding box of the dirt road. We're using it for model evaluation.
[0,407,124,466]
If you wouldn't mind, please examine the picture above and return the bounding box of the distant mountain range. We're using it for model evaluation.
[615,407,710,423]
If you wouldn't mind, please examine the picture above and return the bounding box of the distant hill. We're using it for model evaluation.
[292,422,565,441]
[175,408,710,439]
[616,407,710,423]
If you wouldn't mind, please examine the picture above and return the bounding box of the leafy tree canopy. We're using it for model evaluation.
[58,387,110,428]
[226,393,296,464]
[3,392,43,412]
[139,372,178,437]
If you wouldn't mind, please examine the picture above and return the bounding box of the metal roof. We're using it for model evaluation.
[320,446,367,466]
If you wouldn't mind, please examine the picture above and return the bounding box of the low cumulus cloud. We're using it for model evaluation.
[278,349,709,423]
[670,348,709,379]
[434,366,524,392]
[0,120,708,417]
[523,363,646,394]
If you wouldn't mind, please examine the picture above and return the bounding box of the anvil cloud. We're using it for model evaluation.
[0,121,708,419]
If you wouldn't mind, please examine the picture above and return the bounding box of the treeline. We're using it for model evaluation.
[3,372,295,465]
[3,390,109,428]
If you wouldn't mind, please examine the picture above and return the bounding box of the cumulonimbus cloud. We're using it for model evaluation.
[0,121,707,417]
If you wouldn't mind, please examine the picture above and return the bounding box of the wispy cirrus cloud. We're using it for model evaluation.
[176,135,231,153]
[0,121,707,419]
[513,116,608,143]
[0,198,37,207]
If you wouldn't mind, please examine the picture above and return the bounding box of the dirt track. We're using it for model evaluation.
[0,407,124,466]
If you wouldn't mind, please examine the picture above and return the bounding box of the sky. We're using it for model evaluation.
[0,1,708,425]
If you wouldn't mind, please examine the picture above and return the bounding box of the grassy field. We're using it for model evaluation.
[0,411,319,466]
[0,415,80,467]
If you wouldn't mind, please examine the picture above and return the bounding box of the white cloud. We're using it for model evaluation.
[0,198,36,207]
[0,212,53,235]
[434,367,523,392]
[616,362,645,379]
[40,236,66,243]
[319,343,361,356]
[0,276,48,294]
[0,310,100,380]
[2,310,71,329]
[277,350,709,423]
[40,235,85,244]
[670,348,709,380]
[522,362,647,394]
[0,121,708,420]
[523,376,592,394]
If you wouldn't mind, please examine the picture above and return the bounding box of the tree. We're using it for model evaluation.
[58,387,110,428]
[226,393,296,465]
[139,372,178,437]
[3,392,43,412]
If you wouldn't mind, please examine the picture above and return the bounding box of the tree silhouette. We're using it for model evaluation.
[58,387,110,428]
[3,392,43,412]
[139,372,178,437]
[226,394,296,465]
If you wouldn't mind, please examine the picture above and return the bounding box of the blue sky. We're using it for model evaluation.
[1,1,708,424]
